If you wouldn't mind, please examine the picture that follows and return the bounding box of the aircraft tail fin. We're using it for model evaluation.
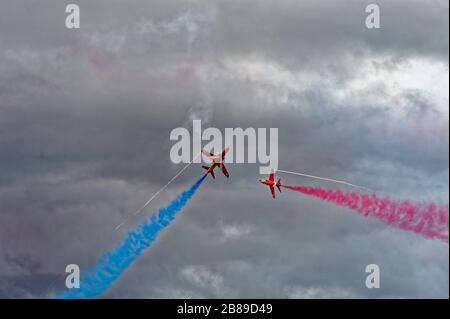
[276,178,282,192]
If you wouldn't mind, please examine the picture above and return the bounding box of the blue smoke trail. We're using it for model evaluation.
[57,174,207,299]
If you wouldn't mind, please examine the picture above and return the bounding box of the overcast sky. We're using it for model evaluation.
[0,0,448,298]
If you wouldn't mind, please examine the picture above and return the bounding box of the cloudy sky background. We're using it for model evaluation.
[0,0,448,298]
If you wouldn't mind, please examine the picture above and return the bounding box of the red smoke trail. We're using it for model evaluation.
[283,186,449,243]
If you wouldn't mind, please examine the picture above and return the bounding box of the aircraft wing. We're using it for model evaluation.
[220,163,229,177]
[270,185,275,199]
[221,147,229,159]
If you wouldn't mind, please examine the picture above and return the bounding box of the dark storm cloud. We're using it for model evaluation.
[0,0,448,298]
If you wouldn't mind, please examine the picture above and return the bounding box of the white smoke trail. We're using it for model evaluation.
[277,169,373,192]
[114,152,202,231]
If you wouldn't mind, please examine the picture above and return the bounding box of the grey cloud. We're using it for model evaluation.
[0,0,448,298]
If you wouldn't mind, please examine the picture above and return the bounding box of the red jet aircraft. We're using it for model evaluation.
[202,147,230,179]
[259,170,282,199]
